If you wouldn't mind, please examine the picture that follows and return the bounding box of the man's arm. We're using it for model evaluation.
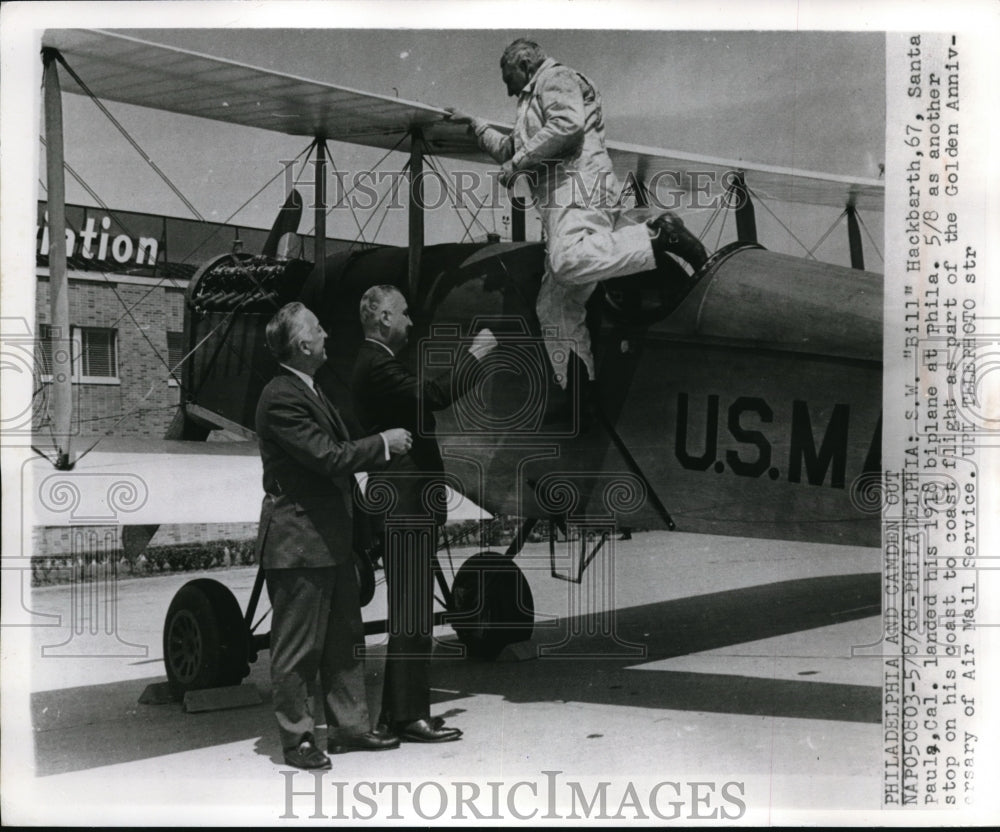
[507,66,585,171]
[263,393,398,478]
[364,330,497,414]
[473,122,516,165]
[444,107,514,164]
[447,67,585,176]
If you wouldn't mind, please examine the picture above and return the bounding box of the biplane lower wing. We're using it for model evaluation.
[29,438,487,528]
[30,439,263,527]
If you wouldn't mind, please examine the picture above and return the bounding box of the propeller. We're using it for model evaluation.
[262,188,304,259]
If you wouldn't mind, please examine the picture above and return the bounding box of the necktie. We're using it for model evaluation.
[314,384,348,438]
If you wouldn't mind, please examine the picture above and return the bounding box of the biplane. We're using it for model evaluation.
[34,29,885,693]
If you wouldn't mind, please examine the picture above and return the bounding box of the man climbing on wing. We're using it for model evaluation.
[447,38,707,411]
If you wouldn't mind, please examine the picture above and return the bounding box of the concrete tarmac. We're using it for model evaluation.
[11,531,884,825]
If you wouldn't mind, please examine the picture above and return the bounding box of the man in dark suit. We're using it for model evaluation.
[352,285,496,743]
[256,301,412,770]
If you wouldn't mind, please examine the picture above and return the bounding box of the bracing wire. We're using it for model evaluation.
[52,51,206,222]
[713,206,728,254]
[325,142,372,246]
[300,133,410,239]
[423,156,477,243]
[368,164,409,243]
[744,183,815,258]
[176,141,314,265]
[422,148,491,241]
[695,190,727,244]
[807,210,848,259]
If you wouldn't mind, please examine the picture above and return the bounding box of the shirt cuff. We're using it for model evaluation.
[510,150,528,170]
[379,432,390,461]
[471,118,490,137]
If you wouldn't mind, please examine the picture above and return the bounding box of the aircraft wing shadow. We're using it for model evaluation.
[429,571,882,724]
[31,572,880,776]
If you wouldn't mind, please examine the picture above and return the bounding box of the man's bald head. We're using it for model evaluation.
[359,285,411,353]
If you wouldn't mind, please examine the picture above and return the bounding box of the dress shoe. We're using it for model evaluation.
[328,729,401,755]
[397,718,463,743]
[283,740,332,770]
[377,715,446,732]
[647,211,708,272]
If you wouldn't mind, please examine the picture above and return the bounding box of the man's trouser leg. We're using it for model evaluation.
[380,524,436,726]
[537,207,657,387]
[267,566,369,751]
[547,208,657,284]
[536,271,598,388]
[320,559,372,743]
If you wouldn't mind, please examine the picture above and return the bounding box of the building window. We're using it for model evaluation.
[39,324,119,384]
[167,330,184,386]
[76,327,118,380]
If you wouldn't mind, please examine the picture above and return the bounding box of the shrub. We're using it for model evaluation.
[31,538,258,586]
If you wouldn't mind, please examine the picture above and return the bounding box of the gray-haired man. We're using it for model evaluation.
[448,38,706,395]
[255,302,411,769]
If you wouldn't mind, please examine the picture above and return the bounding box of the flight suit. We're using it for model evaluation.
[472,57,656,386]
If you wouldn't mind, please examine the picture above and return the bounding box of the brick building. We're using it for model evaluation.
[34,200,362,440]
[32,200,364,559]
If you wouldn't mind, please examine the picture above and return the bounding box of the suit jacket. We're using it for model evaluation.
[255,368,385,569]
[351,340,475,525]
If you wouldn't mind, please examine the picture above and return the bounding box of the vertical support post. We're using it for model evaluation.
[732,171,758,244]
[314,139,327,271]
[42,48,72,470]
[510,194,525,243]
[408,128,424,301]
[510,195,526,242]
[846,204,865,270]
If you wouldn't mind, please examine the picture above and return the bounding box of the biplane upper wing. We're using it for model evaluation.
[41,28,884,211]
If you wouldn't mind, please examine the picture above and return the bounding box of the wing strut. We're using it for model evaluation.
[846,204,865,270]
[593,408,676,532]
[408,128,424,299]
[42,48,73,470]
[730,171,758,244]
[314,139,327,270]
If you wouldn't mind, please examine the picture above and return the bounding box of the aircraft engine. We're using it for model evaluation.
[180,251,314,431]
[188,251,313,314]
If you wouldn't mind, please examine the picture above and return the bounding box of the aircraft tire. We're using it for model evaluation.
[450,552,534,661]
[163,578,250,696]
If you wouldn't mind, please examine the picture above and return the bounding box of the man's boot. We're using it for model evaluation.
[647,211,708,273]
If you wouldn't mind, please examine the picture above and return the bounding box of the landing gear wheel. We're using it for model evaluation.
[449,552,534,660]
[163,578,250,696]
